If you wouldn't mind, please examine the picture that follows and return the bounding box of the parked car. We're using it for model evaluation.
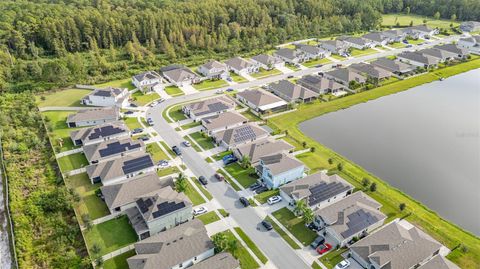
[267,195,282,205]
[147,118,154,126]
[406,44,413,48]
[254,186,268,194]
[307,222,320,232]
[403,40,409,44]
[287,75,294,78]
[249,182,262,190]
[183,141,191,147]
[216,89,224,94]
[132,128,143,134]
[158,160,169,167]
[239,197,250,207]
[226,88,234,92]
[139,135,150,141]
[214,173,224,181]
[124,110,134,115]
[198,176,208,185]
[334,260,351,269]
[158,98,165,103]
[130,103,138,107]
[316,243,332,255]
[222,154,238,165]
[226,77,233,82]
[261,220,273,231]
[172,146,182,156]
[193,206,208,216]
[315,64,323,68]
[310,236,325,249]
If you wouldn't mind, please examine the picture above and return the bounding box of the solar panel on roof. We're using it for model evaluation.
[88,125,125,140]
[98,141,141,157]
[233,126,257,143]
[137,198,154,214]
[152,201,186,218]
[341,210,380,238]
[93,90,113,97]
[308,182,351,206]
[122,155,154,174]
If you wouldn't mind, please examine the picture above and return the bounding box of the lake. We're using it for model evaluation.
[299,69,480,235]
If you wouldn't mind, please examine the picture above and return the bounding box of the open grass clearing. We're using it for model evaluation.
[37,88,91,107]
[57,152,88,173]
[224,163,258,188]
[196,211,220,225]
[234,227,268,264]
[303,58,332,67]
[94,78,135,90]
[193,79,228,91]
[156,166,180,178]
[272,208,317,246]
[164,86,185,97]
[42,110,80,152]
[124,117,142,130]
[350,48,379,57]
[381,14,459,29]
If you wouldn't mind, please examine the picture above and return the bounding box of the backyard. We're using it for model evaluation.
[36,88,91,107]
[42,110,80,152]
[224,163,258,188]
[103,250,136,269]
[57,152,89,173]
[271,208,317,246]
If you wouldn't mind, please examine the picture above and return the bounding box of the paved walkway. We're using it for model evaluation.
[242,73,256,82]
[372,47,385,52]
[326,56,339,62]
[382,45,395,50]
[277,65,294,74]
[180,84,198,95]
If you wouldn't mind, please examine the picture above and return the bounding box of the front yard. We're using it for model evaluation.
[165,104,187,122]
[57,152,89,173]
[184,179,206,206]
[196,211,220,225]
[124,117,142,131]
[146,143,169,162]
[303,58,332,67]
[254,189,279,204]
[164,86,185,97]
[271,208,317,246]
[224,163,258,188]
[193,79,228,91]
[156,166,180,178]
[388,42,406,48]
[131,91,160,106]
[319,248,348,269]
[251,68,282,79]
[229,72,248,83]
[189,131,215,150]
[350,48,379,57]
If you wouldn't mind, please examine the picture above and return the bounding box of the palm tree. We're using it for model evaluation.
[227,238,239,257]
[294,199,308,216]
[175,177,187,192]
[302,208,315,224]
[241,155,251,169]
[212,233,228,253]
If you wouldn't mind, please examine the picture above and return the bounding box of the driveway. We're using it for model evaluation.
[277,65,294,74]
[180,84,198,95]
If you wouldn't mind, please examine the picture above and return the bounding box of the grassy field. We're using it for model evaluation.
[264,216,300,249]
[406,38,425,45]
[193,79,228,90]
[37,88,91,107]
[240,110,262,122]
[124,117,142,130]
[224,163,258,188]
[84,215,137,256]
[190,131,215,150]
[285,63,300,71]
[94,78,135,90]
[146,143,169,162]
[251,68,282,78]
[214,230,260,269]
[196,211,220,225]
[184,179,206,206]
[267,59,480,268]
[302,58,332,67]
[234,227,268,264]
[388,42,406,48]
[164,86,185,96]
[42,110,80,152]
[381,14,459,29]
[131,91,159,106]
[57,152,89,173]
[103,249,136,269]
[271,208,317,246]
[329,54,346,60]
[350,48,379,57]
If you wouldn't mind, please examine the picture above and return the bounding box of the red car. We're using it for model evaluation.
[214,173,225,181]
[316,243,332,255]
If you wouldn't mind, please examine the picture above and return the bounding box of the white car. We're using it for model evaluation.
[215,89,224,94]
[193,206,208,216]
[183,141,191,147]
[334,260,351,269]
[267,195,282,205]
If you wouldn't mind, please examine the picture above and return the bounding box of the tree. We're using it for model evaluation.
[302,141,307,148]
[310,147,316,153]
[227,238,239,257]
[410,20,414,27]
[337,163,343,171]
[399,203,406,211]
[370,182,377,192]
[434,11,441,20]
[294,199,308,216]
[175,173,188,192]
[91,244,102,257]
[451,14,457,21]
[212,233,228,253]
[362,178,370,187]
[302,208,315,224]
[328,158,333,165]
[405,6,410,15]
[241,155,251,169]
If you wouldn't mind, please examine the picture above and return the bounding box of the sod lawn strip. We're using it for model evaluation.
[166,104,187,122]
[218,209,229,218]
[196,211,220,225]
[189,131,215,150]
[350,48,378,57]
[103,249,136,269]
[388,42,406,48]
[66,173,109,222]
[302,57,332,67]
[131,91,160,106]
[84,215,138,256]
[233,227,268,264]
[216,169,242,191]
[146,143,169,162]
[184,179,206,206]
[156,166,180,178]
[240,110,262,122]
[212,150,233,161]
[264,216,300,249]
[180,121,201,130]
[329,54,346,60]
[192,178,213,200]
[319,248,348,269]
[124,117,142,130]
[159,141,176,157]
[406,38,425,45]
[251,68,282,79]
[229,72,248,83]
[271,208,317,246]
[215,230,260,269]
[285,63,300,71]
[193,79,228,90]
[37,88,91,107]
[164,86,185,97]
[57,152,89,173]
[224,163,258,188]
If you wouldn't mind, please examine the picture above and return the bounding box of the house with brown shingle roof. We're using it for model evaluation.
[268,80,319,103]
[234,139,294,168]
[182,96,236,121]
[201,112,248,135]
[197,60,229,79]
[297,75,347,95]
[236,89,288,114]
[66,107,120,128]
[225,57,258,75]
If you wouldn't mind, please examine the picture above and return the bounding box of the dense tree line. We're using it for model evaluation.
[0,93,90,268]
[382,0,480,21]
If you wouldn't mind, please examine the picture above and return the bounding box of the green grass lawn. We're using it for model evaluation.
[254,189,279,204]
[303,58,332,68]
[196,211,220,225]
[381,14,459,29]
[180,121,201,129]
[159,141,175,156]
[350,48,379,57]
[267,58,480,268]
[193,79,228,90]
[229,72,248,83]
[272,208,317,246]
[124,117,142,130]
[215,230,259,269]
[94,78,135,90]
[224,163,258,188]
[285,63,300,71]
[189,131,215,150]
[164,86,185,97]
[184,179,206,206]
[234,227,268,264]
[406,38,424,45]
[251,68,282,79]
[103,249,136,269]
[42,110,80,152]
[192,178,213,200]
[131,91,160,106]
[218,209,229,218]
[212,150,233,161]
[156,166,180,178]
[329,54,346,60]
[146,143,169,162]
[57,152,88,173]
[240,110,262,122]
[319,248,348,269]
[165,104,187,122]
[37,88,91,107]
[216,169,242,191]
[280,135,304,151]
[183,136,202,152]
[84,215,137,256]
[264,216,300,249]
[388,42,406,48]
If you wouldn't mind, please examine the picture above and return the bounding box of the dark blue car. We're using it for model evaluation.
[222,154,238,165]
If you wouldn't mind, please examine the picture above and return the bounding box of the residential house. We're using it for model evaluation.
[236,89,288,114]
[161,65,201,87]
[234,139,294,169]
[101,173,174,213]
[66,107,119,128]
[273,48,305,64]
[70,121,129,146]
[349,219,443,269]
[297,75,347,95]
[370,57,416,75]
[319,40,350,55]
[348,63,392,80]
[279,171,353,210]
[418,254,460,269]
[323,68,366,86]
[382,29,407,43]
[182,96,236,121]
[126,186,192,240]
[268,80,319,103]
[460,21,480,32]
[81,87,130,107]
[213,123,270,149]
[225,57,258,75]
[295,44,331,60]
[458,35,480,54]
[86,153,155,185]
[197,60,229,79]
[250,54,284,70]
[396,51,440,68]
[127,219,215,269]
[132,71,163,93]
[362,32,389,46]
[189,252,240,269]
[313,191,386,247]
[404,25,438,39]
[418,48,458,62]
[339,36,374,50]
[434,44,470,59]
[259,153,304,189]
[201,112,248,135]
[83,138,145,164]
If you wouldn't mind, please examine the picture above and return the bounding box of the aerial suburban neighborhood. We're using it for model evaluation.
[0,2,479,269]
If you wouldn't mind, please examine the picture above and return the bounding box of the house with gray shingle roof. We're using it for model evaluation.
[458,35,480,54]
[250,54,284,70]
[349,219,443,269]
[132,71,164,93]
[66,107,120,128]
[314,191,386,247]
[295,44,331,60]
[234,139,294,168]
[70,121,129,146]
[323,68,366,86]
[370,57,416,75]
[189,252,240,269]
[83,137,145,164]
[279,171,353,210]
[81,87,130,107]
[418,48,458,62]
[460,21,480,32]
[126,185,192,240]
[397,51,439,68]
[225,57,258,75]
[434,44,470,59]
[236,89,288,114]
[348,63,392,80]
[268,80,319,103]
[297,75,347,95]
[339,36,374,50]
[259,153,305,189]
[273,48,306,64]
[319,40,350,55]
[162,66,201,87]
[362,32,389,46]
[213,123,270,149]
[404,25,438,38]
[418,254,460,269]
[197,60,229,79]
[382,29,407,43]
[201,112,248,135]
[127,219,215,269]
[182,96,236,121]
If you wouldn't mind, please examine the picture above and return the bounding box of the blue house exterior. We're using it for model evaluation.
[259,153,305,189]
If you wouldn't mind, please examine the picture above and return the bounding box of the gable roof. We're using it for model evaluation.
[433,44,469,56]
[325,68,366,84]
[202,112,247,131]
[296,44,326,55]
[269,80,319,101]
[397,51,440,65]
[67,107,119,123]
[162,67,200,83]
[214,123,269,146]
[251,54,283,66]
[133,71,161,82]
[362,32,387,43]
[235,139,294,164]
[408,24,435,33]
[127,219,214,269]
[370,57,415,73]
[70,121,129,144]
[348,63,392,79]
[236,89,286,107]
[86,153,154,183]
[260,153,303,176]
[418,255,460,269]
[341,36,370,46]
[297,75,346,93]
[184,96,235,117]
[225,57,254,71]
[84,87,125,99]
[83,137,144,163]
[200,60,228,71]
[320,40,348,49]
[134,186,191,222]
[189,252,239,269]
[274,48,302,60]
[418,48,457,60]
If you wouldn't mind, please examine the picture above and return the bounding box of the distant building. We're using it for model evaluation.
[162,65,201,87]
[66,107,119,128]
[382,29,407,43]
[339,36,374,50]
[323,68,366,86]
[458,35,480,54]
[132,71,164,93]
[225,57,258,75]
[259,153,305,189]
[182,96,236,121]
[433,44,470,59]
[250,54,284,70]
[70,121,129,146]
[273,48,305,64]
[319,40,350,55]
[370,57,416,75]
[348,63,392,80]
[295,44,331,60]
[404,25,438,39]
[460,21,480,32]
[236,89,288,114]
[397,51,439,68]
[362,32,389,46]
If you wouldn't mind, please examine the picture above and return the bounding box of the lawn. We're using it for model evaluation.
[193,79,228,90]
[240,110,262,122]
[184,179,206,206]
[94,78,135,90]
[381,14,459,29]
[234,227,268,264]
[57,152,89,173]
[164,86,185,97]
[212,150,233,161]
[388,42,406,48]
[251,68,282,79]
[267,58,480,268]
[229,72,248,83]
[42,110,80,152]
[189,131,215,150]
[215,230,259,269]
[302,58,332,68]
[124,117,142,130]
[254,189,279,204]
[264,216,300,250]
[406,38,424,45]
[272,208,317,246]
[159,141,176,156]
[180,121,201,130]
[165,104,187,122]
[192,178,213,200]
[84,215,138,256]
[131,91,160,106]
[224,163,258,188]
[156,166,180,178]
[196,211,220,225]
[350,48,379,57]
[36,88,91,107]
[285,63,300,71]
[183,136,202,152]
[319,248,348,269]
[218,209,229,218]
[146,143,169,162]
[103,249,136,269]
[329,54,346,60]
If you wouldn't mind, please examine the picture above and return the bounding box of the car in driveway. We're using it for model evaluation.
[254,186,268,194]
[183,141,191,147]
[124,110,134,115]
[226,88,234,92]
[239,197,250,207]
[310,235,325,249]
[249,182,262,190]
[193,206,208,216]
[334,260,351,269]
[261,220,273,231]
[198,176,208,185]
[267,195,282,205]
[214,173,224,181]
[316,243,332,255]
[172,146,182,156]
[215,89,224,94]
[158,160,169,167]
[222,154,238,165]
[139,135,150,141]
[132,128,143,134]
